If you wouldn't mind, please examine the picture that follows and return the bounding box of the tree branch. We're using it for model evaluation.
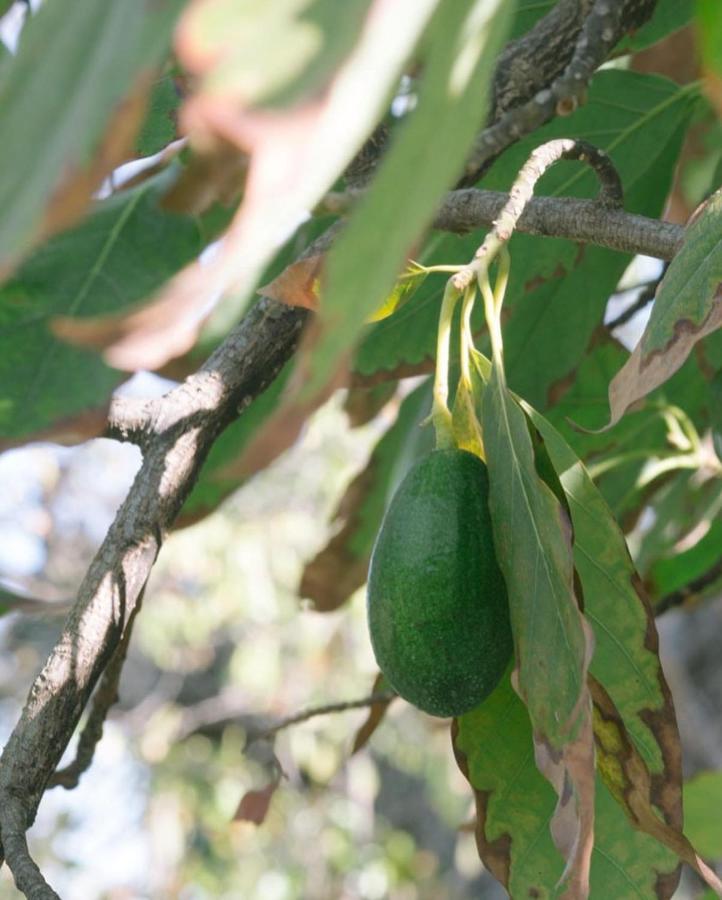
[0,298,309,880]
[47,587,146,790]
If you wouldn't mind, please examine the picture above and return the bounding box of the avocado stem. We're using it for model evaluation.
[432,281,460,449]
[459,285,477,388]
[479,247,511,378]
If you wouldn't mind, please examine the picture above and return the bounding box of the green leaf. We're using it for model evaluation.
[685,771,722,860]
[299,379,433,611]
[354,72,691,399]
[697,0,722,82]
[136,72,179,157]
[608,187,722,426]
[481,365,590,744]
[454,675,679,899]
[298,0,515,401]
[648,518,722,597]
[525,405,683,782]
[0,0,185,274]
[0,172,225,443]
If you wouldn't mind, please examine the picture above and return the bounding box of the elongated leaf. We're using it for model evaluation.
[177,0,371,110]
[521,403,722,894]
[591,679,722,894]
[482,366,590,743]
[454,675,680,899]
[81,0,441,371]
[0,172,225,443]
[0,0,184,276]
[297,0,515,401]
[608,188,722,426]
[482,361,596,893]
[299,379,433,611]
[525,406,683,795]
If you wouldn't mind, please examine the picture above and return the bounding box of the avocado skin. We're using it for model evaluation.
[367,449,512,717]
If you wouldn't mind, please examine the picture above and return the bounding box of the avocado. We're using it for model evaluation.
[367,449,512,717]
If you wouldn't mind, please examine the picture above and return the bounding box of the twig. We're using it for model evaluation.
[47,587,146,790]
[453,139,624,292]
[163,688,397,744]
[248,691,397,744]
[606,265,668,331]
[655,558,722,616]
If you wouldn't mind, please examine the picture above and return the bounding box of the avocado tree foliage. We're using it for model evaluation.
[0,0,721,897]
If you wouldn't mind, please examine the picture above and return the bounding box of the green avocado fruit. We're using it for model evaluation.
[367,449,512,717]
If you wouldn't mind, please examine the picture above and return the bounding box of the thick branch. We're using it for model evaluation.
[0,299,309,872]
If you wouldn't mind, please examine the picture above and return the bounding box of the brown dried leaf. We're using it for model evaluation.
[300,460,377,612]
[161,139,249,214]
[351,673,394,755]
[259,255,324,311]
[234,780,279,826]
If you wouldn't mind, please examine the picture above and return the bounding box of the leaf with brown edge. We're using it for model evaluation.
[482,361,596,895]
[107,0,439,374]
[350,674,394,755]
[606,189,722,428]
[591,678,722,896]
[454,671,681,899]
[299,379,432,612]
[259,255,323,311]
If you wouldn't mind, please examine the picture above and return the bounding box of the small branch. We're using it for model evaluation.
[47,587,146,790]
[655,558,722,616]
[606,265,667,331]
[453,139,625,291]
[462,0,657,185]
[248,691,397,745]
